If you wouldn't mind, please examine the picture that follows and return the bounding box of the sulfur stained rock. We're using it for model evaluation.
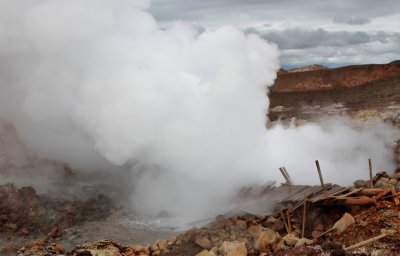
[254,228,280,253]
[219,241,247,256]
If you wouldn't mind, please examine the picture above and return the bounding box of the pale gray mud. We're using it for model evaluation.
[54,210,180,252]
[0,183,180,255]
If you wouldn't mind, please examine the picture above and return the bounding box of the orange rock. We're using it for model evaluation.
[47,245,65,253]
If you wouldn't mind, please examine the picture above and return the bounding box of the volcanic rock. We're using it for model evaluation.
[282,233,299,246]
[353,179,369,188]
[265,216,285,233]
[254,228,280,253]
[332,213,355,234]
[219,241,247,256]
[195,236,213,250]
[392,172,400,180]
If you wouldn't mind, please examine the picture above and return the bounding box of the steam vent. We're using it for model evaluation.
[1,1,400,255]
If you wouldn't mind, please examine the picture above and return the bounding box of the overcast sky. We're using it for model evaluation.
[150,0,400,68]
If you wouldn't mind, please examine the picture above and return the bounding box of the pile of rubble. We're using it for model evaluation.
[14,169,400,256]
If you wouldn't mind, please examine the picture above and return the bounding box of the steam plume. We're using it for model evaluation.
[0,0,398,222]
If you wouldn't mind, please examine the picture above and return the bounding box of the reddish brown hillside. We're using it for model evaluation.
[271,62,400,93]
[268,61,400,123]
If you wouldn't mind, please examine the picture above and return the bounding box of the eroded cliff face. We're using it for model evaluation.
[271,62,400,93]
[268,62,400,123]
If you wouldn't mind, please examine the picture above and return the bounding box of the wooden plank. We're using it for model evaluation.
[315,160,325,187]
[279,167,292,185]
[282,167,294,186]
[279,208,290,234]
[345,233,387,250]
[309,185,346,203]
[302,193,307,238]
[331,188,364,199]
[287,210,292,234]
[343,197,375,205]
[349,188,390,195]
[369,158,373,188]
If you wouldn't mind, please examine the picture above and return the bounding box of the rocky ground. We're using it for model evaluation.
[12,170,400,255]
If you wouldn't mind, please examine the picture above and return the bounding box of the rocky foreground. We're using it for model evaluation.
[7,168,400,256]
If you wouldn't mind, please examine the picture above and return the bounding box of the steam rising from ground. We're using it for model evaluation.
[0,0,398,222]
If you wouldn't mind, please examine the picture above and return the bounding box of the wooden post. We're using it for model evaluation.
[344,232,388,250]
[287,210,292,234]
[315,160,324,187]
[279,208,290,234]
[302,193,307,238]
[368,158,373,188]
[279,167,292,185]
[282,167,293,185]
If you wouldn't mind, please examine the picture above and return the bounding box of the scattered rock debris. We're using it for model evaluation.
[9,169,400,256]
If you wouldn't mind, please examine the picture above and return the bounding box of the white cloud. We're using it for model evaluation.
[151,0,400,67]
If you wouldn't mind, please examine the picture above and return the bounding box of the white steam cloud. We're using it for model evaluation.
[0,0,398,222]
